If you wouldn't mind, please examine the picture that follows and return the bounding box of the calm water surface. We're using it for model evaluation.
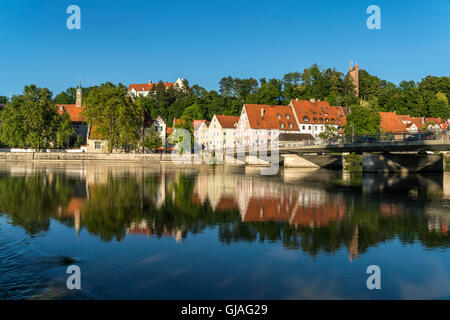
[0,162,449,299]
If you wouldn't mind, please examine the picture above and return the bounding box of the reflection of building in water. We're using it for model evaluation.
[236,177,346,228]
[58,197,86,240]
[426,209,449,236]
[153,166,166,209]
[193,169,238,211]
[127,220,183,243]
[193,172,347,229]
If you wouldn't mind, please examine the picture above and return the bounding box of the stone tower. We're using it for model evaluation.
[349,62,359,97]
[76,81,82,108]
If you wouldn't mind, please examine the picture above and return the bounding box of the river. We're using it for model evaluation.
[0,162,449,299]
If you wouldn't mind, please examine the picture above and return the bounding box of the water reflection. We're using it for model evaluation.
[0,162,449,258]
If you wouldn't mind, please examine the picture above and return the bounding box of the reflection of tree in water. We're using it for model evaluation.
[0,170,448,256]
[0,174,73,234]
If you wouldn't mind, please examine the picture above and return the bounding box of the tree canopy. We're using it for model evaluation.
[82,83,142,153]
[0,85,59,149]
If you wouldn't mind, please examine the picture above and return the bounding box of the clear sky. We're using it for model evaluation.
[0,0,449,98]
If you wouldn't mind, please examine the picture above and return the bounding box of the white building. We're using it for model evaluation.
[194,120,210,150]
[288,99,346,138]
[128,78,185,98]
[236,104,300,148]
[208,115,240,151]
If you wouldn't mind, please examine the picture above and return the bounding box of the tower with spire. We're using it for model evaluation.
[76,81,82,108]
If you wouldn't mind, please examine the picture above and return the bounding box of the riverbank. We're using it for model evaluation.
[0,152,167,162]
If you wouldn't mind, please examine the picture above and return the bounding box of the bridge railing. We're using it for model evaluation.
[276,129,450,149]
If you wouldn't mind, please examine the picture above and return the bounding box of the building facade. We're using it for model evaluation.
[128,78,185,98]
[208,115,240,151]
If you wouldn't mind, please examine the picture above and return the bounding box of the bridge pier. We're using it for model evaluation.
[363,153,445,173]
[282,154,343,169]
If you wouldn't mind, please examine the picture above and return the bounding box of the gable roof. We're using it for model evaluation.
[215,115,240,129]
[57,104,85,122]
[289,99,346,127]
[379,112,406,132]
[243,104,299,131]
[128,82,175,92]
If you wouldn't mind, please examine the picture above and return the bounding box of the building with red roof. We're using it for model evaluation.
[208,115,240,150]
[128,78,185,98]
[56,83,89,142]
[236,99,346,148]
[289,98,346,137]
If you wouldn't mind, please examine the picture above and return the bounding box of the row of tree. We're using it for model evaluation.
[1,64,449,150]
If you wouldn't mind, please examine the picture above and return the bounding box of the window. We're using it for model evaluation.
[289,123,294,128]
[319,118,323,123]
[302,126,305,130]
[280,123,285,128]
[303,116,310,122]
[286,115,290,119]
[95,141,101,149]
[277,114,282,119]
[308,126,311,130]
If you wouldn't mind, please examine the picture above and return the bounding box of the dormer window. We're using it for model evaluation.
[277,114,282,119]
[331,119,335,123]
[289,123,294,128]
[313,118,317,123]
[280,123,285,128]
[325,118,329,123]
[319,118,323,123]
[303,116,310,122]
[286,115,290,119]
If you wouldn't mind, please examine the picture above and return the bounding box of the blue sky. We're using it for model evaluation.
[0,0,449,98]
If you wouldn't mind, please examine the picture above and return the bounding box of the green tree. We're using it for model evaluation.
[0,85,59,150]
[53,91,75,104]
[319,124,339,140]
[344,104,381,136]
[0,96,8,104]
[55,112,74,148]
[143,126,162,152]
[82,83,142,153]
[428,92,450,119]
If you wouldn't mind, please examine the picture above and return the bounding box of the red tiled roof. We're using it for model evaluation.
[380,112,407,133]
[424,117,444,124]
[57,104,85,122]
[166,127,174,135]
[244,104,299,131]
[215,115,240,129]
[193,120,207,130]
[128,82,175,92]
[411,117,424,128]
[290,100,346,127]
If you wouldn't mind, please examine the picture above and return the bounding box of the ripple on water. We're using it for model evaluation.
[0,216,81,300]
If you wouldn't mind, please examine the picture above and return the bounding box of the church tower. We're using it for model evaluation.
[76,81,82,108]
[348,62,359,97]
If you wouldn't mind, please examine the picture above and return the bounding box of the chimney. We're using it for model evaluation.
[261,108,265,118]
[295,98,298,102]
[310,98,315,103]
